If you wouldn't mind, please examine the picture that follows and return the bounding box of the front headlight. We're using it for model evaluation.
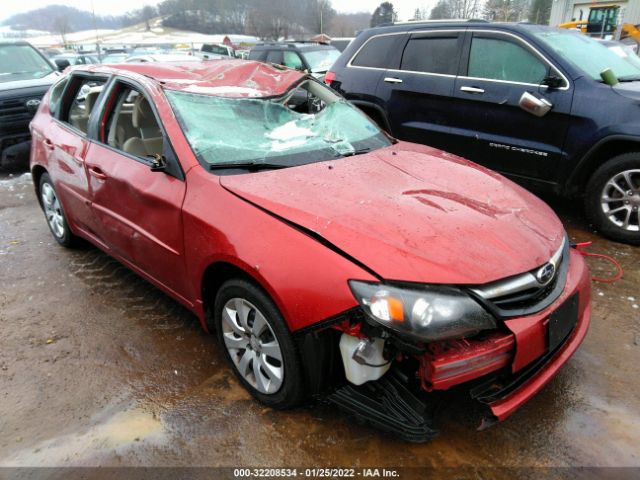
[349,280,496,343]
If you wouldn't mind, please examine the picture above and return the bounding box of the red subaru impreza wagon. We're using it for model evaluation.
[30,60,591,441]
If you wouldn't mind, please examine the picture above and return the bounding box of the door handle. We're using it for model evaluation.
[384,77,403,84]
[460,86,485,94]
[44,138,55,150]
[88,166,107,181]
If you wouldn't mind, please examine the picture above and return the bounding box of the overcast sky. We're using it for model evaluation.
[0,0,438,23]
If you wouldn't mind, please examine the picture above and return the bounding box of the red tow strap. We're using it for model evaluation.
[571,241,624,283]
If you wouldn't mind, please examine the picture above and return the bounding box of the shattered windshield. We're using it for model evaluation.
[165,81,391,170]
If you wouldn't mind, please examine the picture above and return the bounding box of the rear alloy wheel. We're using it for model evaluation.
[586,153,640,245]
[214,279,304,408]
[39,173,79,248]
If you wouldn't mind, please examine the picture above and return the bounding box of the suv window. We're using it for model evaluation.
[401,36,459,75]
[468,36,548,84]
[248,50,265,61]
[351,35,399,69]
[103,84,164,159]
[283,51,304,70]
[62,77,107,134]
[48,77,69,117]
[265,51,282,64]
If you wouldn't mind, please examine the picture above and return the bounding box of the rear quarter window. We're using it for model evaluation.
[351,35,401,69]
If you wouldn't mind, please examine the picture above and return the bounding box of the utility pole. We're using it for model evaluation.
[90,0,101,59]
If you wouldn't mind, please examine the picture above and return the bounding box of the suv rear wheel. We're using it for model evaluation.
[585,152,640,244]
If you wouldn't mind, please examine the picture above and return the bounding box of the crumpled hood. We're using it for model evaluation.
[220,143,565,285]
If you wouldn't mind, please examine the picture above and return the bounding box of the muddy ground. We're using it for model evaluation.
[0,171,639,476]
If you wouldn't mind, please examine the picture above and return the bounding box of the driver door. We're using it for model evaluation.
[451,31,574,184]
[84,80,189,299]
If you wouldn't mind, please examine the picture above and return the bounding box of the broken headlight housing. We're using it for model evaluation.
[349,281,497,343]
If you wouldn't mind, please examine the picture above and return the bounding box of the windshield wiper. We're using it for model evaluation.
[208,161,289,171]
[338,147,375,157]
[618,75,640,82]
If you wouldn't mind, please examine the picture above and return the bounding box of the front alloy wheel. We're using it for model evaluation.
[221,297,284,394]
[214,279,304,408]
[586,152,640,245]
[600,169,640,232]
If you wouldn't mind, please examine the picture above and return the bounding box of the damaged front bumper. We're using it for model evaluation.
[327,249,591,441]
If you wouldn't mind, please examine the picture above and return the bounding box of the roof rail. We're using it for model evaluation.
[393,18,490,25]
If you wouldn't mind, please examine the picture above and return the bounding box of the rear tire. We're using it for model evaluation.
[214,278,304,409]
[39,173,80,248]
[585,153,640,245]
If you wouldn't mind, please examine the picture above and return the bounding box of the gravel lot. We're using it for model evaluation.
[1,171,639,476]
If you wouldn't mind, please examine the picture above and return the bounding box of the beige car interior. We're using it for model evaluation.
[68,85,103,133]
[107,88,163,158]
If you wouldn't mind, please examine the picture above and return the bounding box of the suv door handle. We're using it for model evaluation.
[44,138,55,150]
[460,86,485,94]
[88,166,107,181]
[384,77,403,84]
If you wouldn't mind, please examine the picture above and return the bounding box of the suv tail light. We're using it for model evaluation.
[324,71,336,86]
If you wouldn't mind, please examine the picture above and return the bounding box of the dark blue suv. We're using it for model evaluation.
[326,21,640,244]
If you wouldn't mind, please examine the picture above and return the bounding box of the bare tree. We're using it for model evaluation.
[429,0,480,19]
[53,15,70,45]
[328,12,370,37]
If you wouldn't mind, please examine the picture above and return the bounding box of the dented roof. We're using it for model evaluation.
[83,60,306,98]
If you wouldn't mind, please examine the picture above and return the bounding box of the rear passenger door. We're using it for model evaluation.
[375,30,465,153]
[45,74,107,236]
[335,33,407,118]
[451,31,573,183]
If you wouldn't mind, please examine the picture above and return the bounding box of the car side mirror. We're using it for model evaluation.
[519,91,553,117]
[147,142,184,180]
[541,75,564,89]
[54,59,70,71]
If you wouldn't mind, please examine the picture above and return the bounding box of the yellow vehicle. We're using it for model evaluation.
[559,4,640,45]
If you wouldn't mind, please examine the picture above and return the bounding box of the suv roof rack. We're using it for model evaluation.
[392,18,490,25]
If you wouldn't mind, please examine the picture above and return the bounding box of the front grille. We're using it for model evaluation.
[468,236,569,318]
[0,97,31,122]
[489,273,559,311]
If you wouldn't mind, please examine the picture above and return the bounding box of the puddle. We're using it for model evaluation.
[2,407,166,466]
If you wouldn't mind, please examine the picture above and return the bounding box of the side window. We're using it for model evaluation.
[351,35,399,68]
[400,36,460,75]
[265,50,283,65]
[103,84,164,160]
[283,51,304,70]
[48,77,69,117]
[468,37,548,84]
[248,50,266,61]
[61,77,107,134]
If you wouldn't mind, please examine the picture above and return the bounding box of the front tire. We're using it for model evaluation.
[585,152,640,245]
[39,173,79,248]
[214,279,304,408]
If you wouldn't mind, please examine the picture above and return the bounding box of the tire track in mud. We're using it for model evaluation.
[66,247,194,331]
